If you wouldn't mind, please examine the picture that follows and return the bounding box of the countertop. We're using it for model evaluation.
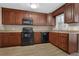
[51,30,79,34]
[0,30,50,32]
[0,30,79,34]
[0,30,21,32]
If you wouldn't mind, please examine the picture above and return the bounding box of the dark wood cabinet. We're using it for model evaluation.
[0,34,2,47]
[47,14,55,26]
[64,4,74,23]
[15,10,24,24]
[31,12,39,25]
[38,13,47,25]
[24,11,30,19]
[2,8,16,25]
[31,12,47,25]
[68,34,78,53]
[0,32,21,47]
[2,8,25,25]
[34,32,41,44]
[58,33,68,51]
[2,8,48,25]
[49,32,77,53]
[64,3,79,23]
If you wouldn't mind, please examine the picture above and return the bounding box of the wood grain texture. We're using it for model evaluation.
[34,32,41,44]
[49,32,78,54]
[2,8,48,25]
[0,32,21,47]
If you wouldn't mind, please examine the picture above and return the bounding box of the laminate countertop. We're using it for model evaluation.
[0,30,79,34]
[0,30,21,32]
[51,30,79,34]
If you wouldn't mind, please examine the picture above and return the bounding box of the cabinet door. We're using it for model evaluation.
[59,33,68,51]
[24,11,30,19]
[49,32,52,43]
[0,33,2,47]
[49,32,58,45]
[34,32,41,44]
[69,34,78,53]
[15,10,24,24]
[64,4,74,23]
[8,33,21,46]
[31,13,47,25]
[47,14,55,26]
[2,33,10,47]
[39,14,47,25]
[2,32,21,47]
[31,12,39,25]
[2,8,15,24]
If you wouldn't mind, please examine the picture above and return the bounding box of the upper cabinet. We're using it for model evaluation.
[2,8,25,25]
[64,3,79,23]
[15,10,25,25]
[2,8,50,26]
[2,8,16,25]
[47,14,55,26]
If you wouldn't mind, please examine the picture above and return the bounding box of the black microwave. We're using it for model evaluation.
[22,19,33,25]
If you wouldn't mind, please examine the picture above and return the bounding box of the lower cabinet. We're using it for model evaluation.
[0,32,21,47]
[49,32,78,54]
[34,32,41,44]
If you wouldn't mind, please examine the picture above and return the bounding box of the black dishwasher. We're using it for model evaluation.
[41,32,48,43]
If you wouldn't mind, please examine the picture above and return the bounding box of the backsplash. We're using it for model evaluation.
[68,23,79,31]
[0,25,52,32]
[52,23,79,31]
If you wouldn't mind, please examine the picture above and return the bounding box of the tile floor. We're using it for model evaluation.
[0,43,78,56]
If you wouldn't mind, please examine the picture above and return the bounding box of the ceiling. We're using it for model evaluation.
[0,3,65,13]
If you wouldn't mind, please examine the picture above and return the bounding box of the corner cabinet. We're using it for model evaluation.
[49,32,78,54]
[47,14,55,26]
[64,3,79,23]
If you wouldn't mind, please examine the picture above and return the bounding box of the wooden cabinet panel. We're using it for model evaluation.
[15,10,24,24]
[0,32,21,47]
[2,8,15,24]
[24,11,30,19]
[34,32,41,44]
[49,32,78,53]
[39,14,47,25]
[1,33,10,47]
[64,3,79,23]
[64,4,74,23]
[31,12,47,25]
[68,34,78,53]
[49,32,68,52]
[31,12,39,25]
[2,8,25,25]
[7,33,21,46]
[0,34,2,47]
[2,8,48,25]
[47,14,55,26]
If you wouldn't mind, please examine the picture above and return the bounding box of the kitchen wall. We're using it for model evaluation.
[51,13,79,31]
[0,7,79,31]
[52,22,79,31]
[0,7,52,32]
[68,23,79,31]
